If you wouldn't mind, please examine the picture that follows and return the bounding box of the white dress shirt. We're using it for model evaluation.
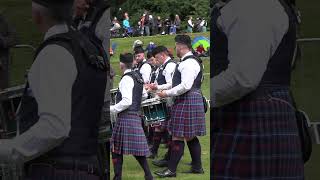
[157,57,176,90]
[211,0,289,107]
[140,59,152,83]
[166,52,200,97]
[188,20,194,28]
[0,24,77,163]
[110,69,148,113]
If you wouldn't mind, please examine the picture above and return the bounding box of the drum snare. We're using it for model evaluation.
[141,98,169,127]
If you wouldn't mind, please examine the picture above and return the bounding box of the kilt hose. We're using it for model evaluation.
[111,111,150,156]
[169,89,206,138]
[212,87,304,180]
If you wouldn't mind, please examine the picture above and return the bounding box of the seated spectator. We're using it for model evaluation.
[110,17,121,31]
[122,12,130,29]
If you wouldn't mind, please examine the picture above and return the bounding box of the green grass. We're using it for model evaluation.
[110,33,210,179]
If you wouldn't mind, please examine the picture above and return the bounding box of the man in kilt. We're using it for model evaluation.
[146,46,177,160]
[211,0,304,179]
[155,35,206,178]
[110,53,153,180]
[134,46,153,84]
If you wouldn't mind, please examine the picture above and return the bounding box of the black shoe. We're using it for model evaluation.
[182,167,204,174]
[155,168,176,178]
[152,159,168,167]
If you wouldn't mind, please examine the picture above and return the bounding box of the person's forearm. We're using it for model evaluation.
[157,83,171,90]
[166,82,190,97]
[9,114,70,163]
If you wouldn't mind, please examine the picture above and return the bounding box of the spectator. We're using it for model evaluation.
[187,16,194,33]
[170,14,181,35]
[110,17,121,31]
[156,16,163,35]
[0,13,18,89]
[195,17,202,32]
[122,12,130,29]
[143,11,151,36]
[150,14,157,36]
[139,14,145,36]
[164,18,171,35]
[174,14,181,33]
[200,18,207,32]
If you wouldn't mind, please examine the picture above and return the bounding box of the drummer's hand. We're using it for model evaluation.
[149,83,158,90]
[144,84,151,91]
[157,90,167,98]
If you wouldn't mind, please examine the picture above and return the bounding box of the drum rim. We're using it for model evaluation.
[141,98,166,106]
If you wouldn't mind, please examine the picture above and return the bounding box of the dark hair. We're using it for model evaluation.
[147,51,153,59]
[124,63,133,69]
[152,46,168,57]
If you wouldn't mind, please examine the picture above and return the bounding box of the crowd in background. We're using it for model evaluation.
[110,10,208,38]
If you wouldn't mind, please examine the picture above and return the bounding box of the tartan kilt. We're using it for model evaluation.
[111,111,150,156]
[168,89,206,138]
[212,87,304,180]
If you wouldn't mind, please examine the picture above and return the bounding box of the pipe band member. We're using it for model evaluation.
[211,0,303,179]
[155,35,206,178]
[110,53,153,180]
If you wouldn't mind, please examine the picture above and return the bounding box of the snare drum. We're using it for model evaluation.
[0,85,24,139]
[141,98,169,126]
[110,89,118,105]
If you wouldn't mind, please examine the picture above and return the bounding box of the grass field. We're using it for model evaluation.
[110,34,210,179]
[1,0,320,179]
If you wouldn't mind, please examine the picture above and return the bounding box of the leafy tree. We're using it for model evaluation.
[111,0,210,31]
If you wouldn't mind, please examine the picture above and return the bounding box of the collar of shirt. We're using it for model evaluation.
[181,51,194,61]
[163,57,171,65]
[44,23,69,40]
[124,69,132,74]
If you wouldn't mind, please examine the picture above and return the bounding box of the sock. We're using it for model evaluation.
[112,153,123,180]
[163,139,172,160]
[134,156,153,178]
[162,130,170,144]
[187,137,202,170]
[168,140,185,173]
[147,127,154,145]
[151,131,164,154]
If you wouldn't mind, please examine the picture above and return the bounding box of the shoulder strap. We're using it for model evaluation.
[182,55,203,65]
[161,59,176,70]
[121,71,144,84]
[35,29,107,71]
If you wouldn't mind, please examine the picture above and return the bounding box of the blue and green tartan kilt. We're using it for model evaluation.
[212,87,304,180]
[168,89,206,138]
[111,111,150,156]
